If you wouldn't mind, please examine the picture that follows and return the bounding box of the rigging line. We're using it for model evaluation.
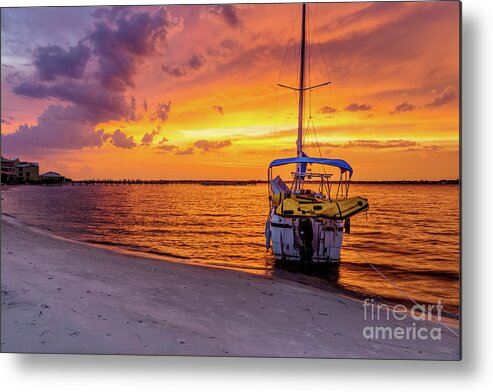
[277,4,300,85]
[311,118,324,159]
[344,239,460,338]
[312,4,331,81]
[311,4,332,158]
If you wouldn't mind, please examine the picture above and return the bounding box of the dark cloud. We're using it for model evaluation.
[5,70,26,85]
[88,7,180,91]
[6,7,180,154]
[161,64,187,77]
[143,98,148,112]
[153,101,171,122]
[33,42,91,81]
[107,129,136,149]
[345,103,373,112]
[188,54,206,70]
[212,105,224,115]
[161,53,206,78]
[141,128,160,145]
[389,101,417,115]
[194,139,232,152]
[13,81,133,123]
[319,106,338,114]
[207,5,241,28]
[175,147,194,155]
[425,86,456,109]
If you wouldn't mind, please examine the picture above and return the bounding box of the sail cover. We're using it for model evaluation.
[268,157,353,177]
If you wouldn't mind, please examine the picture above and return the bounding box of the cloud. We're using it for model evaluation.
[13,81,133,123]
[33,42,91,81]
[405,145,443,152]
[207,5,241,28]
[143,98,148,112]
[212,105,224,115]
[175,147,194,155]
[319,106,338,114]
[88,7,182,91]
[1,115,14,124]
[5,7,181,154]
[156,144,176,152]
[5,71,26,85]
[153,101,171,122]
[188,54,206,70]
[161,64,187,77]
[194,139,232,152]
[306,139,420,149]
[161,53,206,78]
[345,103,373,112]
[425,86,456,109]
[389,101,417,115]
[107,129,136,149]
[342,139,418,149]
[2,105,107,150]
[141,128,160,146]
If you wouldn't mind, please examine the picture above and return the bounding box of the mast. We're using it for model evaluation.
[297,3,307,159]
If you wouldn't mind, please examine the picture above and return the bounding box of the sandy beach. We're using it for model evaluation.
[0,215,459,359]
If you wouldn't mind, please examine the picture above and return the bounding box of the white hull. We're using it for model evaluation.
[269,211,343,264]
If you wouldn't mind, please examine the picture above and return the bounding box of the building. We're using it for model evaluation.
[1,156,19,181]
[39,171,65,184]
[1,156,40,183]
[16,161,39,182]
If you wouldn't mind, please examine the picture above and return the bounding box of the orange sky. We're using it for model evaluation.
[1,2,460,180]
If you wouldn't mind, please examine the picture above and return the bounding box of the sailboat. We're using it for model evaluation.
[265,3,369,268]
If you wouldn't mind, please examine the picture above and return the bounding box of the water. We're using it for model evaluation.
[1,183,460,314]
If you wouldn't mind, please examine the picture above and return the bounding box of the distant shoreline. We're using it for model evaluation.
[2,179,460,186]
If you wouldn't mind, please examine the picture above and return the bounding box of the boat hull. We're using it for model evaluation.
[268,213,343,264]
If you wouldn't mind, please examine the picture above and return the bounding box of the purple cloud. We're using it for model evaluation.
[107,129,136,149]
[345,103,373,112]
[425,86,456,109]
[141,127,160,145]
[162,53,206,78]
[33,42,91,81]
[153,101,171,122]
[207,5,241,28]
[5,6,179,154]
[161,64,187,77]
[194,139,232,152]
[2,105,107,150]
[88,7,180,91]
[156,144,176,153]
[389,101,417,115]
[13,81,133,123]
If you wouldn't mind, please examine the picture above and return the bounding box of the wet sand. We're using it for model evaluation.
[0,215,460,358]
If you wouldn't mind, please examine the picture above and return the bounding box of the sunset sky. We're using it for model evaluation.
[1,1,460,180]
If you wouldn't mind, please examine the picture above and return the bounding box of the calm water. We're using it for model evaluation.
[1,184,460,313]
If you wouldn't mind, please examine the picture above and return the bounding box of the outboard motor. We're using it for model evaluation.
[298,218,313,266]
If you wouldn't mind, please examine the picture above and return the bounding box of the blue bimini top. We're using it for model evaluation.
[268,156,353,177]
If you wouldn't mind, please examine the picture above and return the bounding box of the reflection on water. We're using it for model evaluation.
[2,183,459,313]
